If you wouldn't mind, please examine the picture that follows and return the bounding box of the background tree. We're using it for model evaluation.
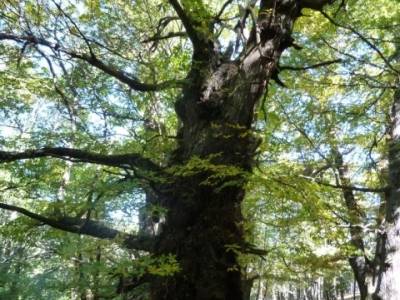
[243,1,399,298]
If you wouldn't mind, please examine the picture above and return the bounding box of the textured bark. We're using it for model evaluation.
[150,1,305,299]
[373,87,400,300]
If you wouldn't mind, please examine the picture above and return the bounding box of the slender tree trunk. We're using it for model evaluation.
[373,86,400,300]
[333,149,370,299]
[8,246,23,299]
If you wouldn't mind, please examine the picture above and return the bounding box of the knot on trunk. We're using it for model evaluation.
[198,63,238,118]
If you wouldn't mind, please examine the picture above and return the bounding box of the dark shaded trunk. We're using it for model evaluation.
[242,276,257,300]
[150,1,304,299]
[373,87,400,300]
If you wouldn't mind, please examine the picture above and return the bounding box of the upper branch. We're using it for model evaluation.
[0,33,184,92]
[0,202,154,251]
[280,59,343,71]
[300,176,388,193]
[168,0,213,59]
[143,31,187,43]
[300,0,336,10]
[319,12,400,75]
[214,0,234,23]
[0,147,160,172]
[168,0,200,43]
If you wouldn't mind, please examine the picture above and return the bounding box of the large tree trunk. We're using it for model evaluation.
[150,1,304,299]
[373,87,400,300]
[0,1,336,299]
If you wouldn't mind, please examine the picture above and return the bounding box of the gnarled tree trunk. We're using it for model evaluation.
[149,1,333,299]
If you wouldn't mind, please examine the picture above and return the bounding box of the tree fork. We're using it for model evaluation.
[149,1,335,299]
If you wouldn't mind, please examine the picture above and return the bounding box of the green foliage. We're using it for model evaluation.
[0,0,399,298]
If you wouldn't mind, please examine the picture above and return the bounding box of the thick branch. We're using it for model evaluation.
[0,147,160,172]
[0,33,184,91]
[168,0,200,44]
[168,0,212,59]
[0,202,154,251]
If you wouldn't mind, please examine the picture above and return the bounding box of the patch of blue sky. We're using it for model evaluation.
[106,192,145,230]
